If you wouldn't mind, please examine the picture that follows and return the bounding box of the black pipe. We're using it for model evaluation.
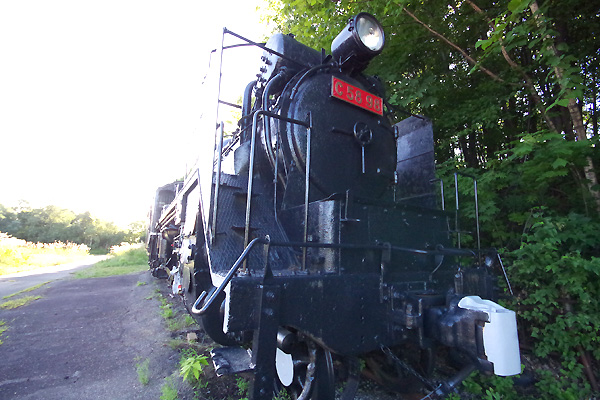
[241,80,256,142]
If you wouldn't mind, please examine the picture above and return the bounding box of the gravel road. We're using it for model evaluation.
[0,270,183,400]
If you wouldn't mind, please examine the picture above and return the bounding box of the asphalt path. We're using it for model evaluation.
[0,265,182,399]
[0,255,108,299]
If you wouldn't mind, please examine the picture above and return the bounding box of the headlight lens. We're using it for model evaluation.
[356,14,384,52]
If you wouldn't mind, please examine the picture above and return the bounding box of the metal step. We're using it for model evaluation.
[210,346,254,376]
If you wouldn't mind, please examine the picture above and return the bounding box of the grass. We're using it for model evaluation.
[2,281,50,300]
[0,232,90,276]
[167,315,196,332]
[135,357,151,385]
[184,315,195,326]
[168,338,188,351]
[0,320,7,345]
[72,244,147,279]
[0,295,42,310]
[160,305,174,319]
[160,377,178,400]
[157,295,196,332]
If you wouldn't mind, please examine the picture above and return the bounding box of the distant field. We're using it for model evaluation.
[0,233,90,276]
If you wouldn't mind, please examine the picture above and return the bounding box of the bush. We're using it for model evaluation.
[508,211,600,398]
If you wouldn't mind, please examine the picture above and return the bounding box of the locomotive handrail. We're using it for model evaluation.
[210,122,225,244]
[191,237,262,315]
[264,240,477,257]
[223,28,311,70]
[453,172,481,258]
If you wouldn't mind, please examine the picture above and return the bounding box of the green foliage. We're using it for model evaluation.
[2,281,50,300]
[461,371,522,400]
[179,348,209,385]
[184,315,195,326]
[236,377,249,399]
[124,220,147,244]
[135,357,150,386]
[274,389,292,400]
[508,211,600,398]
[0,295,42,310]
[0,320,7,346]
[161,305,174,320]
[160,377,178,400]
[474,0,585,115]
[0,203,143,251]
[72,245,147,279]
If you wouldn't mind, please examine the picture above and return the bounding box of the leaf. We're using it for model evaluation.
[551,158,568,169]
[508,0,530,13]
[546,97,571,111]
[475,38,493,50]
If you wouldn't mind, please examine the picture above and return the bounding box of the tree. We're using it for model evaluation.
[0,203,136,251]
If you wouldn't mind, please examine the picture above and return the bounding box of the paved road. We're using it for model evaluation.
[0,271,182,400]
[0,255,108,299]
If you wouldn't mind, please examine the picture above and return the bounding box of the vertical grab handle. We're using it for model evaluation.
[454,172,481,259]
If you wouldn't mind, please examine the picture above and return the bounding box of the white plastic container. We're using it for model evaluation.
[458,295,521,376]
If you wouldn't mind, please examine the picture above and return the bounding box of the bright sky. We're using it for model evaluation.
[0,0,269,227]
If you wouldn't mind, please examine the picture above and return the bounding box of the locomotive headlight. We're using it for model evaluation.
[331,12,385,71]
[356,15,384,51]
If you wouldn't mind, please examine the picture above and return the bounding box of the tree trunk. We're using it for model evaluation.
[530,1,600,213]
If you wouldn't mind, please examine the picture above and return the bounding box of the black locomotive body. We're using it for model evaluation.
[147,13,520,400]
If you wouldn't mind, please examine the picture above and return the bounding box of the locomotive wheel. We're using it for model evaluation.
[275,337,335,400]
[180,264,236,346]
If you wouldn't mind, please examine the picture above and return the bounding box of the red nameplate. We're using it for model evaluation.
[331,76,383,116]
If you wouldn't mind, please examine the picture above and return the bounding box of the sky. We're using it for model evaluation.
[0,0,269,227]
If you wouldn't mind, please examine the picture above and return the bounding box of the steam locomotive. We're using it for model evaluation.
[147,13,520,400]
